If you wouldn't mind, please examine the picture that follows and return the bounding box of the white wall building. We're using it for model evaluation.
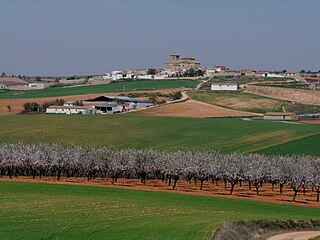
[28,83,50,89]
[263,112,298,121]
[211,83,238,91]
[46,106,95,115]
[136,74,166,80]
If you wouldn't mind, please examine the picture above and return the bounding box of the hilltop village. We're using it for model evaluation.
[1,53,320,120]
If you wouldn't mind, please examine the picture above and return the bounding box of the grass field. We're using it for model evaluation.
[188,91,285,113]
[0,115,320,155]
[0,80,198,99]
[0,181,320,240]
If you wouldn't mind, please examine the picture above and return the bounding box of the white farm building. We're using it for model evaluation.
[211,83,238,91]
[46,106,96,115]
[263,112,298,121]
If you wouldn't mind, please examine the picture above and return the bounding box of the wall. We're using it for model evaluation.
[211,84,238,91]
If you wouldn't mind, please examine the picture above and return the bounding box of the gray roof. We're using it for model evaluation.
[103,96,153,103]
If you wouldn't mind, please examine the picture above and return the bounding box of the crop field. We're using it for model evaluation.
[0,181,320,240]
[188,91,285,113]
[0,80,198,99]
[0,115,320,155]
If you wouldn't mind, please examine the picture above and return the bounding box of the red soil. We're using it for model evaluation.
[300,120,320,125]
[2,177,319,208]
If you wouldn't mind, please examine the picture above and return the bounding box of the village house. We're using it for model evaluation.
[211,83,238,91]
[0,84,8,89]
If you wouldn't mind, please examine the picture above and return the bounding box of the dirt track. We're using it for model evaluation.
[0,88,185,115]
[138,99,259,118]
[300,120,320,125]
[267,231,320,240]
[2,177,320,208]
[244,85,320,105]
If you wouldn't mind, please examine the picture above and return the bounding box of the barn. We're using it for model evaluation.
[85,96,155,109]
[211,83,238,91]
[95,104,123,114]
[263,112,298,121]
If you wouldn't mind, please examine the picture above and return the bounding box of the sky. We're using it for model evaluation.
[0,0,319,76]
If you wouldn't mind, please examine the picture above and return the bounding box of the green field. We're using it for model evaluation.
[0,80,198,99]
[0,181,319,240]
[189,91,285,113]
[0,115,320,155]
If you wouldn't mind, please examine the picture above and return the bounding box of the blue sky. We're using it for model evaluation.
[0,0,319,76]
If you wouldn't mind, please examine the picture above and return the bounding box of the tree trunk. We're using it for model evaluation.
[172,179,178,190]
[255,185,260,196]
[229,182,236,195]
[280,183,284,194]
[293,190,299,202]
[200,180,204,190]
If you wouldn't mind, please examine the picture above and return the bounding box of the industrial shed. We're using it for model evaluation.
[263,112,298,121]
[95,104,123,114]
[85,96,154,109]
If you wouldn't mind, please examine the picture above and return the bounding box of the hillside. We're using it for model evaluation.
[0,80,198,99]
[0,115,319,155]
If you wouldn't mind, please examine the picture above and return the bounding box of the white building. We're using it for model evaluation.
[46,106,96,115]
[263,112,298,121]
[0,84,8,89]
[211,83,238,91]
[28,83,50,89]
[136,74,166,80]
[111,71,125,81]
[258,72,285,78]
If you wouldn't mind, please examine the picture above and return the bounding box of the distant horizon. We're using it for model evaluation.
[1,0,319,76]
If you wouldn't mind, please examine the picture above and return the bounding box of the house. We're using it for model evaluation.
[0,84,8,89]
[257,72,284,78]
[211,83,238,91]
[263,112,298,121]
[28,82,50,89]
[46,106,96,115]
[95,104,123,114]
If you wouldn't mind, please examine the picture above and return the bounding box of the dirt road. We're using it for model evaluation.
[267,231,320,240]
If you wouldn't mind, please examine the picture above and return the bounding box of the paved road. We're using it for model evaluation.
[267,231,320,240]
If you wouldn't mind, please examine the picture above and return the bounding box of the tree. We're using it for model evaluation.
[1,72,5,77]
[148,93,157,103]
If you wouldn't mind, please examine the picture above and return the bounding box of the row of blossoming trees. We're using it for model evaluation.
[0,144,320,202]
